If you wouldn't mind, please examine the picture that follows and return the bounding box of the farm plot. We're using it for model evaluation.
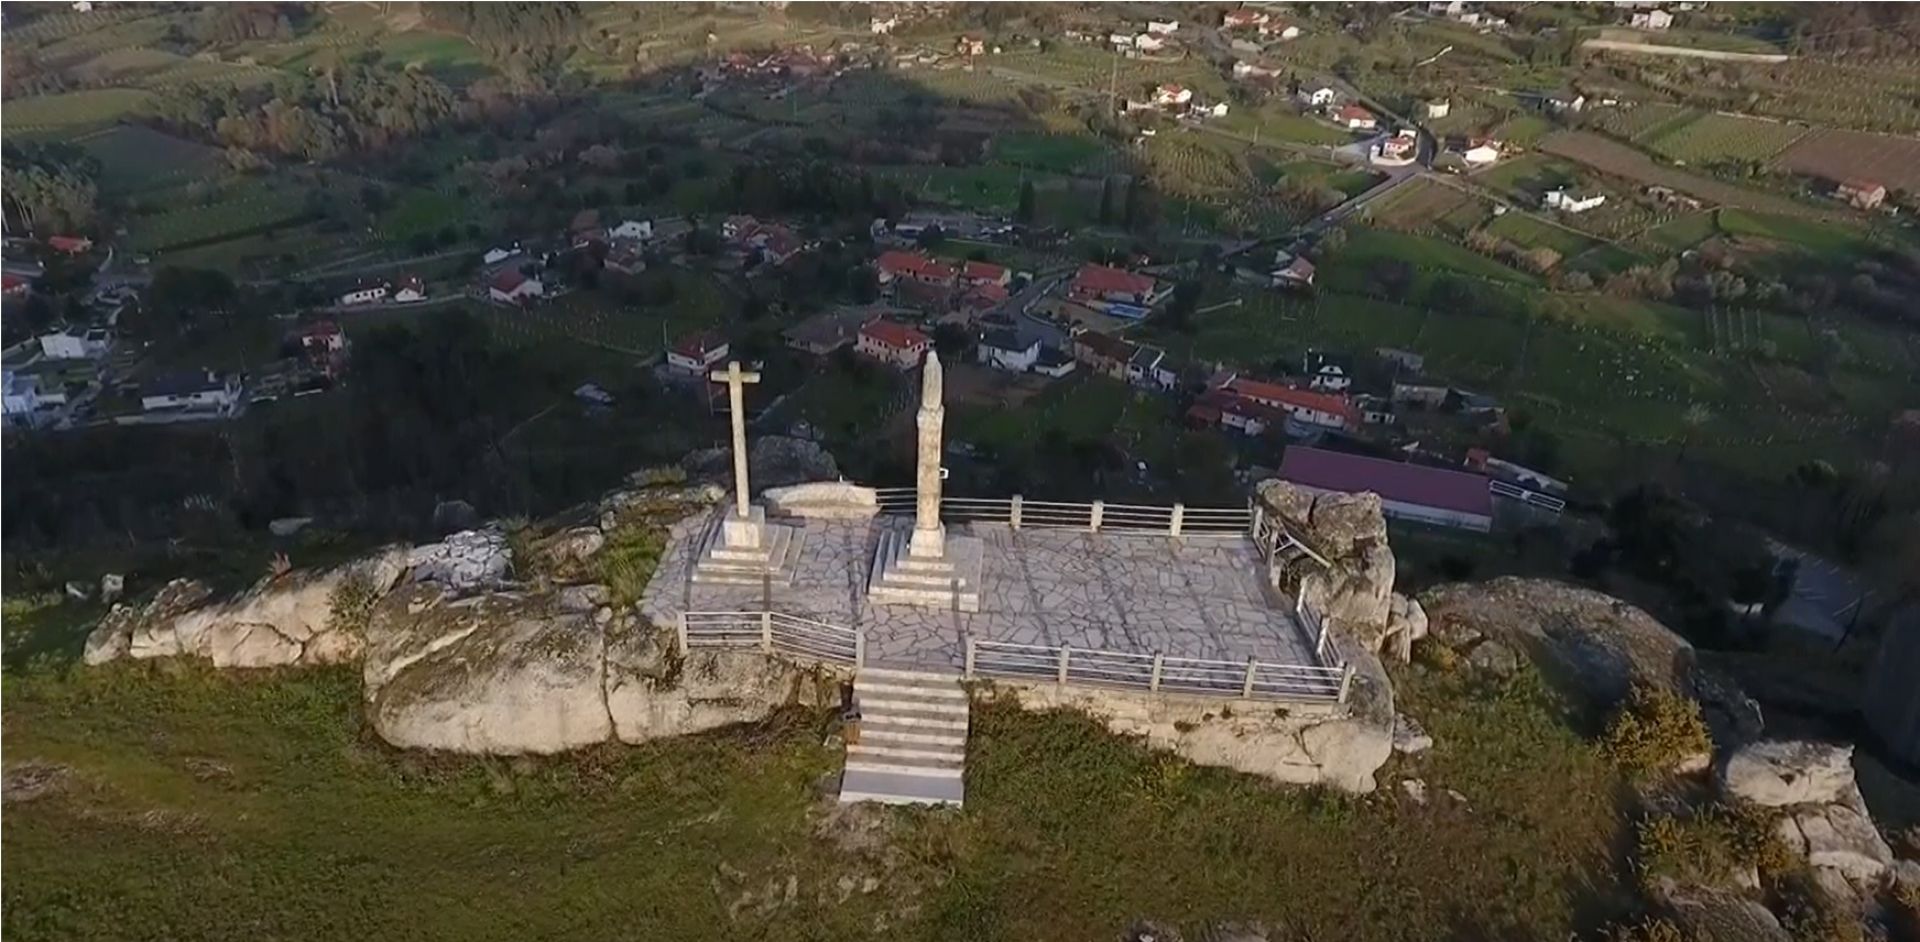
[75,124,221,194]
[1636,211,1719,252]
[1773,128,1920,195]
[1373,178,1480,232]
[1,88,155,134]
[1641,112,1810,164]
[1590,102,1694,142]
[1485,213,1600,259]
[989,133,1112,175]
[126,179,313,255]
[1539,131,1855,223]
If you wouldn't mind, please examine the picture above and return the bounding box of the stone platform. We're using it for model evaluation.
[865,528,984,612]
[689,507,806,586]
[641,507,1319,671]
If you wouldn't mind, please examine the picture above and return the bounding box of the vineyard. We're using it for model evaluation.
[1773,128,1920,194]
[125,178,313,255]
[74,124,222,194]
[1486,213,1600,259]
[1640,112,1810,164]
[1590,102,1694,141]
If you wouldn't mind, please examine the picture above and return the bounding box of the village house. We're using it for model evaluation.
[1271,254,1316,290]
[959,281,1010,315]
[1032,347,1076,378]
[140,370,241,414]
[1070,330,1135,380]
[1232,60,1282,81]
[1375,130,1418,164]
[960,259,1011,288]
[1629,8,1673,29]
[1222,9,1268,31]
[1376,347,1426,373]
[869,14,897,34]
[1834,179,1887,211]
[1357,394,1397,425]
[1543,189,1606,213]
[1304,350,1354,392]
[1218,375,1359,432]
[876,250,959,288]
[1126,345,1178,391]
[783,309,864,357]
[1147,20,1179,35]
[1069,264,1159,306]
[338,284,388,306]
[2,369,65,429]
[299,321,350,378]
[666,330,730,376]
[604,242,647,276]
[607,219,653,242]
[1392,381,1451,408]
[488,269,544,304]
[1133,33,1169,52]
[1153,83,1194,108]
[1459,138,1502,166]
[1425,99,1451,119]
[978,328,1041,372]
[854,319,931,370]
[1334,104,1378,131]
[38,329,108,361]
[1266,20,1301,40]
[956,34,986,56]
[1299,84,1338,108]
[483,245,521,266]
[1279,446,1494,531]
[393,276,427,303]
[46,235,92,255]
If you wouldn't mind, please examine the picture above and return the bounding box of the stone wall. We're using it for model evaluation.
[978,640,1396,794]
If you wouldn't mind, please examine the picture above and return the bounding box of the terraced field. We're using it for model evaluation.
[1640,112,1810,164]
[73,125,222,194]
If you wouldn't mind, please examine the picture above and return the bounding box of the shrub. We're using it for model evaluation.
[594,524,665,608]
[326,572,378,637]
[1635,803,1789,889]
[1606,917,1689,942]
[1602,683,1711,779]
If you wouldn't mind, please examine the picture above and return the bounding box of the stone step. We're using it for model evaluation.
[860,718,968,748]
[856,679,968,703]
[847,739,966,764]
[838,767,965,807]
[860,693,971,716]
[859,704,968,731]
[856,666,964,685]
[844,750,966,776]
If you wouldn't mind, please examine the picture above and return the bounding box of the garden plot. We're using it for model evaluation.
[126,178,313,254]
[1774,128,1920,195]
[75,125,222,194]
[1641,112,1810,164]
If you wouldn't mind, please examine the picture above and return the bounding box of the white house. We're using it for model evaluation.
[1134,33,1168,52]
[1334,104,1378,131]
[607,219,653,242]
[1301,85,1338,107]
[488,269,545,304]
[2,369,65,428]
[482,246,522,266]
[1461,141,1501,165]
[855,319,931,370]
[1232,60,1281,80]
[1630,9,1673,29]
[1109,32,1135,49]
[39,330,106,360]
[1425,99,1451,119]
[1269,22,1302,40]
[869,15,897,34]
[977,328,1040,372]
[1126,346,1178,391]
[141,370,240,414]
[666,330,729,374]
[1032,348,1076,378]
[393,277,428,303]
[1153,84,1193,107]
[1305,350,1353,392]
[1147,20,1179,35]
[338,284,388,306]
[1543,189,1607,213]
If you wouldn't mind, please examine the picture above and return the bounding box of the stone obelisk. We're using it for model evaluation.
[867,350,983,612]
[908,351,946,559]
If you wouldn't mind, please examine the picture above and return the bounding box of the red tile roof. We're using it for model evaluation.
[859,319,930,351]
[1336,104,1374,122]
[877,250,956,282]
[962,259,1008,284]
[1223,377,1357,424]
[1279,447,1492,517]
[1072,264,1156,298]
[1,274,24,292]
[47,235,91,253]
[672,330,726,359]
[490,269,529,292]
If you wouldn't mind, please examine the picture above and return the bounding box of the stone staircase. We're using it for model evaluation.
[837,667,969,807]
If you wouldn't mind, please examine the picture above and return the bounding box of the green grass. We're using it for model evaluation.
[1713,209,1873,261]
[1640,112,1807,164]
[988,133,1109,174]
[1638,212,1719,252]
[1330,229,1537,285]
[379,189,470,243]
[75,125,222,194]
[1,88,155,133]
[2,605,1632,942]
[126,178,312,255]
[1486,213,1601,259]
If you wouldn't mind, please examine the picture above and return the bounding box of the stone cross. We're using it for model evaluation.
[909,351,946,559]
[709,360,761,521]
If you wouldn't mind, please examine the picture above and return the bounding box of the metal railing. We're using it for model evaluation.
[872,489,1252,536]
[964,638,1352,704]
[679,610,865,666]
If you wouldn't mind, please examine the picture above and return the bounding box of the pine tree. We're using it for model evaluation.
[1016,180,1037,223]
[1097,177,1116,225]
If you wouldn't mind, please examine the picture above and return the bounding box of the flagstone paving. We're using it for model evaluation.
[640,507,1321,671]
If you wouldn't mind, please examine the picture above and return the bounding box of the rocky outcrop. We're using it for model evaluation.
[1776,803,1894,886]
[983,643,1395,794]
[1720,740,1857,808]
[1253,481,1398,655]
[1651,878,1793,942]
[363,583,843,754]
[684,435,841,493]
[408,528,511,591]
[89,548,410,669]
[762,481,878,520]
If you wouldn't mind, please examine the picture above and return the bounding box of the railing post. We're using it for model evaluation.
[760,610,773,653]
[1149,653,1164,692]
[854,629,867,669]
[1009,494,1022,529]
[1241,658,1258,698]
[676,610,690,655]
[1169,503,1184,537]
[1338,664,1355,703]
[964,637,977,680]
[1089,501,1103,532]
[1057,645,1071,685]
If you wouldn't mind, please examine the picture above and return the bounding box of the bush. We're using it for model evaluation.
[1635,802,1788,890]
[1602,683,1711,779]
[326,572,378,637]
[1606,917,1688,942]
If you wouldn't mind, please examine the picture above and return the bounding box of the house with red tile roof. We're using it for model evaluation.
[46,235,92,255]
[876,250,958,287]
[1222,375,1359,430]
[855,319,931,370]
[1334,104,1377,131]
[667,330,729,374]
[1278,447,1494,531]
[1069,329,1136,379]
[1835,179,1887,210]
[488,268,544,304]
[1068,264,1158,305]
[961,259,1010,287]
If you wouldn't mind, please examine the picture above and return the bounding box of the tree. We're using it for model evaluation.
[1097,177,1116,226]
[1016,180,1037,224]
[1160,280,1202,333]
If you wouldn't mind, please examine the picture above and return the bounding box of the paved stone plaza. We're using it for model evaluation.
[640,506,1322,670]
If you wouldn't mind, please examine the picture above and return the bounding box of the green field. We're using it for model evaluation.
[127,178,314,255]
[988,133,1110,175]
[2,88,155,134]
[1638,212,1720,252]
[1330,229,1537,285]
[1641,112,1809,164]
[1713,209,1874,261]
[74,125,221,194]
[1486,213,1601,259]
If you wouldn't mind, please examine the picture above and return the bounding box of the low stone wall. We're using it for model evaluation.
[975,641,1396,794]
[761,481,879,520]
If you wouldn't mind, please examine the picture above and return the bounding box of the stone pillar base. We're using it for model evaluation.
[867,526,983,612]
[691,507,805,585]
